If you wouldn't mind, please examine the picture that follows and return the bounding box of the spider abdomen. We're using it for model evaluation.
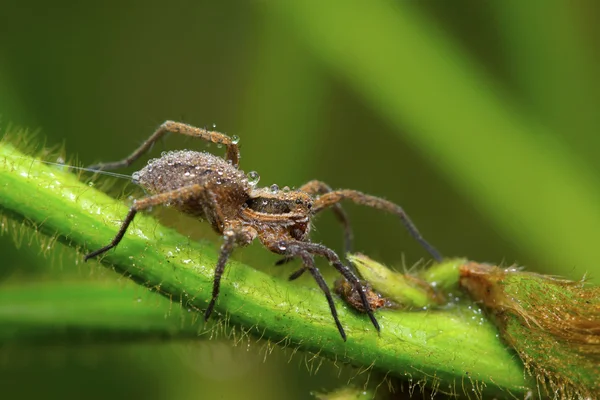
[133,150,250,226]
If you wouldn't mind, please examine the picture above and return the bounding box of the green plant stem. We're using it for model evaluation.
[0,281,203,344]
[0,142,530,397]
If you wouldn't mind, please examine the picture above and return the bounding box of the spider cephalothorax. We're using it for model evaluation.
[86,121,442,340]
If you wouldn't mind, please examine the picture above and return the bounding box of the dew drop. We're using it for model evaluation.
[282,186,290,193]
[132,172,140,182]
[278,242,287,251]
[212,123,217,129]
[270,184,279,194]
[247,171,260,186]
[231,135,240,144]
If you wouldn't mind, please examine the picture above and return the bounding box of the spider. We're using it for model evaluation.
[85,121,442,340]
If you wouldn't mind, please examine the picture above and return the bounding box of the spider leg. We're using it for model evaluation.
[204,234,235,321]
[84,184,206,260]
[269,240,380,339]
[313,190,443,262]
[288,267,306,281]
[89,120,240,170]
[298,252,347,341]
[204,226,257,320]
[300,181,353,255]
[275,180,353,266]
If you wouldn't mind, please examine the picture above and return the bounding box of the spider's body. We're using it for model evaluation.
[134,149,313,247]
[86,121,442,340]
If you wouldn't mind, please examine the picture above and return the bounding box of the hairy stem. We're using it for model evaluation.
[0,142,529,398]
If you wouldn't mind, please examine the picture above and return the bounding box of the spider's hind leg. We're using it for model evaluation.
[85,183,205,260]
[89,120,241,171]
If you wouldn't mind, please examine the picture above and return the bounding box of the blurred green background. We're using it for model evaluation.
[1,1,599,399]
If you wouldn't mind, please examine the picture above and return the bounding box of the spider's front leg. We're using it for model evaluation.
[89,120,241,171]
[267,239,379,341]
[204,225,257,321]
[299,180,353,254]
[313,190,443,262]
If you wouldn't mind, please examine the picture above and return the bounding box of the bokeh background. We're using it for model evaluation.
[1,1,599,399]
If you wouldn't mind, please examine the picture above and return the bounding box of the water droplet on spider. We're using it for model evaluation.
[161,151,167,156]
[184,171,190,177]
[223,230,235,238]
[217,170,223,176]
[216,178,222,184]
[282,186,290,193]
[231,135,240,144]
[132,172,140,182]
[247,171,260,186]
[278,242,287,251]
[270,184,279,194]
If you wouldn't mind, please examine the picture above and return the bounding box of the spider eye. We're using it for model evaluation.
[307,203,312,209]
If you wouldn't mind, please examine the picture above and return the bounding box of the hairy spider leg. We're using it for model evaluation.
[313,190,443,262]
[204,237,235,321]
[204,225,256,321]
[84,184,206,260]
[266,239,380,340]
[288,267,307,281]
[88,120,240,170]
[275,180,353,266]
[301,252,347,341]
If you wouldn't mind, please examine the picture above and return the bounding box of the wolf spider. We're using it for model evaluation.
[85,121,442,340]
